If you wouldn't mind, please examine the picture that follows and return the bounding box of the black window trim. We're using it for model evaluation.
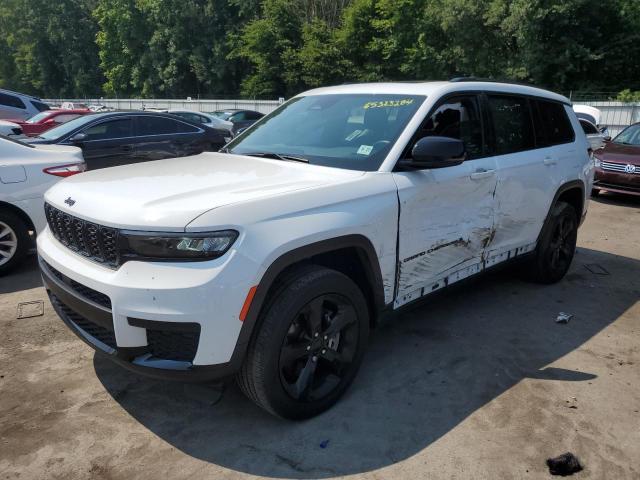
[394,90,577,170]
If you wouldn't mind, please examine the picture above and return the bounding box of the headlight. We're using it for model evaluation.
[119,230,238,261]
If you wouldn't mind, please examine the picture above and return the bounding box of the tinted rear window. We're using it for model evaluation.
[536,100,574,145]
[487,95,535,155]
[0,92,26,109]
[30,100,50,112]
[137,116,180,135]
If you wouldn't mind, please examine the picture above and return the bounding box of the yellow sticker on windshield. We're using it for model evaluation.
[363,99,414,109]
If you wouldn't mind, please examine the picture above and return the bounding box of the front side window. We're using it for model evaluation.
[39,114,100,140]
[613,124,640,145]
[0,92,26,109]
[83,119,132,141]
[487,95,535,155]
[412,96,484,159]
[227,94,425,171]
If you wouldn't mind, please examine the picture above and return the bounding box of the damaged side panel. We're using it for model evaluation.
[392,157,499,305]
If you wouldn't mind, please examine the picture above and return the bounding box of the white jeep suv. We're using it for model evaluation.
[38,81,593,419]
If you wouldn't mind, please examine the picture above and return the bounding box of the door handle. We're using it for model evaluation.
[470,168,496,180]
[543,157,557,166]
[120,145,133,152]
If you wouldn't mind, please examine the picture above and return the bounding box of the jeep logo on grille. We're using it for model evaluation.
[64,197,76,207]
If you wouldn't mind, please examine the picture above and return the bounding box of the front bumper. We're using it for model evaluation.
[594,167,640,196]
[38,227,260,382]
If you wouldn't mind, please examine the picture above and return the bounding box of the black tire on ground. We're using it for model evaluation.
[524,201,578,284]
[0,210,30,276]
[591,188,601,197]
[237,265,370,419]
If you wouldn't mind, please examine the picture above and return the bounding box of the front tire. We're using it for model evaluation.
[0,211,30,275]
[237,265,369,419]
[525,201,578,284]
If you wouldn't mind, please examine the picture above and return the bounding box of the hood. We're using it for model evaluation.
[597,142,640,165]
[45,152,364,231]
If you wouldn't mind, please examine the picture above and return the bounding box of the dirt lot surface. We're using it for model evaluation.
[1,194,639,480]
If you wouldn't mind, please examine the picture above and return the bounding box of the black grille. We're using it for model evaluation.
[147,329,200,362]
[44,261,112,309]
[50,295,117,350]
[45,203,119,268]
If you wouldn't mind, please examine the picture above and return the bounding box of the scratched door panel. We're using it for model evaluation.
[392,156,498,300]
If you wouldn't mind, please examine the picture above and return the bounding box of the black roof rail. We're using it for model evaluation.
[449,76,542,89]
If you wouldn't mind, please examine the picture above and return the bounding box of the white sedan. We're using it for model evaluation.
[0,136,85,274]
[0,120,23,137]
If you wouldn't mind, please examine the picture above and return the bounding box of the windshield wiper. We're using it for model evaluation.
[242,152,309,163]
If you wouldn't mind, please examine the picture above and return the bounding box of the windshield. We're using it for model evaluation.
[226,94,425,171]
[613,124,640,146]
[38,114,99,140]
[26,111,53,124]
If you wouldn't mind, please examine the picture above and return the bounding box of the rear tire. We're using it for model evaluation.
[237,265,369,419]
[0,210,30,275]
[524,201,578,284]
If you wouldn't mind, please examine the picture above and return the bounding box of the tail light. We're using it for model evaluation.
[43,162,86,177]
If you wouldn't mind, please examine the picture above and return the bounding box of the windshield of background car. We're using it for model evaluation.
[38,114,99,140]
[613,124,640,145]
[26,111,53,123]
[227,94,425,171]
[212,111,233,120]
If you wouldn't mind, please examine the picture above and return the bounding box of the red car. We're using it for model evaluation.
[593,122,640,196]
[9,109,91,136]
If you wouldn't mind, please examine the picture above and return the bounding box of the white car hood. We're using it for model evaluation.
[45,152,363,230]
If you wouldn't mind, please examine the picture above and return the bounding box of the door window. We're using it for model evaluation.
[536,100,574,145]
[30,100,50,112]
[137,116,181,135]
[55,114,81,123]
[487,95,535,155]
[414,96,485,159]
[229,112,247,122]
[0,92,26,109]
[83,119,132,141]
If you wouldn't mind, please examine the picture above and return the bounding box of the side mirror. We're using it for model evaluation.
[69,132,87,143]
[399,136,466,169]
[603,136,611,142]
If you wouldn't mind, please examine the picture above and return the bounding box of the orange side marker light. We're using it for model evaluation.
[239,286,258,322]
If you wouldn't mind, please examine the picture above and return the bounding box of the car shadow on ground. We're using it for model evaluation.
[591,191,640,208]
[94,246,639,478]
[0,255,42,294]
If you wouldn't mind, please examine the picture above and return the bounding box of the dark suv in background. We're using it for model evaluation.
[26,111,229,170]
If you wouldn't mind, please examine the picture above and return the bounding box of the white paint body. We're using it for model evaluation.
[0,138,85,233]
[0,120,23,137]
[38,81,593,367]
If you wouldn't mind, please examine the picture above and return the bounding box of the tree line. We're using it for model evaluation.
[1,0,639,100]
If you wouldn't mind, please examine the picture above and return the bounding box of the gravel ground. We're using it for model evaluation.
[1,193,639,479]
